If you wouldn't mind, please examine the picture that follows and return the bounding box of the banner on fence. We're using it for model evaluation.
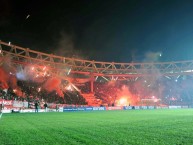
[13,101,28,108]
[0,100,13,105]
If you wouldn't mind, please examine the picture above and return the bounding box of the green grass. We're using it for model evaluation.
[1,109,193,145]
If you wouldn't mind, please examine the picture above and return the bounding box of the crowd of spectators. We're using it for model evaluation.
[0,80,87,106]
[1,75,193,107]
[79,76,193,106]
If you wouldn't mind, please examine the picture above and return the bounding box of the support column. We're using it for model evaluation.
[90,74,94,93]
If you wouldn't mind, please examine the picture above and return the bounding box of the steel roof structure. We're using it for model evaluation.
[1,40,193,81]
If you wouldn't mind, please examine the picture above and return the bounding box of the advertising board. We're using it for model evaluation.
[123,106,133,110]
[93,107,105,111]
[106,106,123,110]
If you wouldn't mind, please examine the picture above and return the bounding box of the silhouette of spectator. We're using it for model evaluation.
[44,102,48,112]
[56,104,59,112]
[35,102,39,113]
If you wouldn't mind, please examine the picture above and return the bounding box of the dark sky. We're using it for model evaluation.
[1,0,193,62]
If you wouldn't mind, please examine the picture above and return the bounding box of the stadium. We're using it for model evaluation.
[2,1,193,144]
[1,41,193,144]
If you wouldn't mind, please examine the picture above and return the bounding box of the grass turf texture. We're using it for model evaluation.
[0,109,193,145]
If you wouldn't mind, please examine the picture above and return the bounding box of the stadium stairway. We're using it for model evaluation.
[81,93,102,106]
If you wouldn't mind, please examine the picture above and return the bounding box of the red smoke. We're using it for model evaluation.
[0,66,23,96]
[116,85,139,106]
[0,67,9,89]
[43,77,64,97]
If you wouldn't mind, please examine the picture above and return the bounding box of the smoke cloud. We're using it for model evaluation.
[0,67,9,89]
[144,51,162,62]
[52,31,87,60]
[43,77,64,97]
[116,85,139,105]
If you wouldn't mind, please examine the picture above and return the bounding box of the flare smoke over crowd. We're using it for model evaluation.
[1,51,193,106]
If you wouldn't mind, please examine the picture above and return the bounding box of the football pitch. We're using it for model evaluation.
[1,109,193,145]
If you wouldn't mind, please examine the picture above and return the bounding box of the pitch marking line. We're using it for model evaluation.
[0,113,3,120]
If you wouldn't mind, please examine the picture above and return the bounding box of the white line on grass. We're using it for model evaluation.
[0,113,3,119]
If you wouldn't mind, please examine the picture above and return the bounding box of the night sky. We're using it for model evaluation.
[1,0,193,62]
